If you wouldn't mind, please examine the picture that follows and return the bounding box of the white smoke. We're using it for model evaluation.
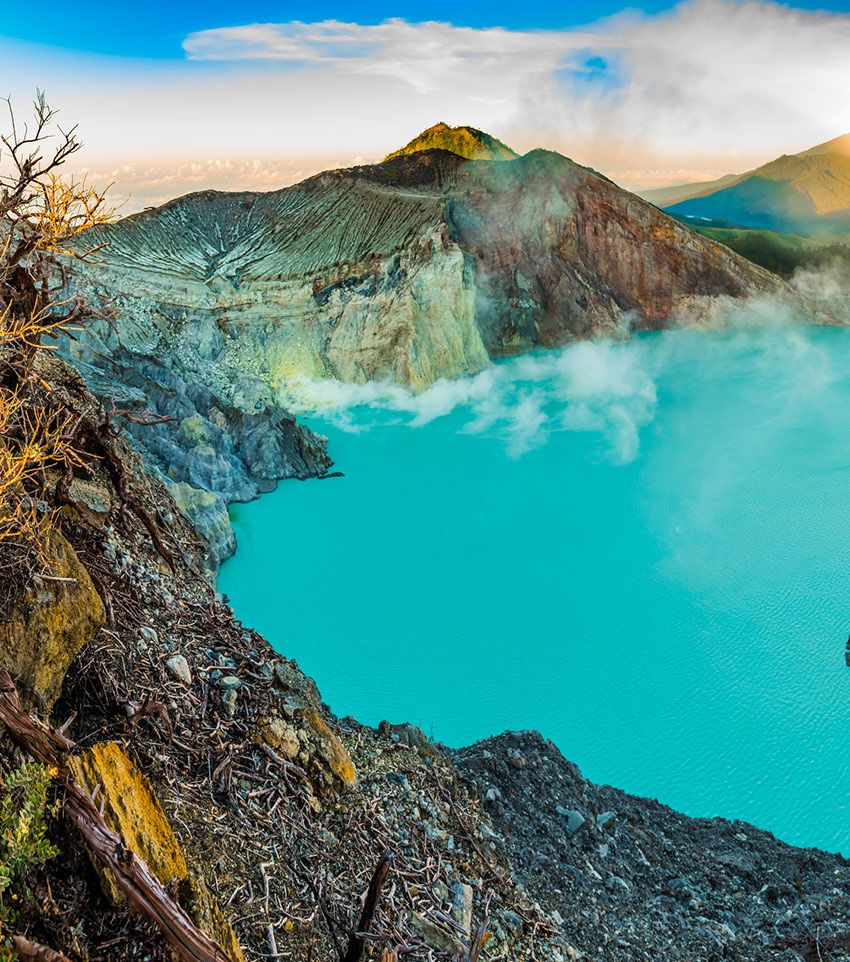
[281,315,844,464]
[282,339,658,463]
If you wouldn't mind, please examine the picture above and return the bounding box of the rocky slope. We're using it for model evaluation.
[59,132,798,555]
[457,732,850,961]
[4,357,850,962]
[2,355,557,962]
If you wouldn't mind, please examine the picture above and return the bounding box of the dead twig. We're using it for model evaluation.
[343,850,394,962]
[10,934,73,962]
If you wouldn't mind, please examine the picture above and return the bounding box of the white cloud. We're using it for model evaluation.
[77,158,317,211]
[184,18,598,95]
[521,0,850,182]
[3,0,850,204]
[182,1,850,186]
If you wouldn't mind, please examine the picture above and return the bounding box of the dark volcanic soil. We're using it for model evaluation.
[455,731,850,961]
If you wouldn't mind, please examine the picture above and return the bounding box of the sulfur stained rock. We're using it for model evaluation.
[69,742,245,959]
[68,742,189,901]
[300,708,356,792]
[259,708,356,792]
[0,531,105,710]
[257,714,300,759]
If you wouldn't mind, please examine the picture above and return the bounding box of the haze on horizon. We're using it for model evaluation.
[2,0,850,211]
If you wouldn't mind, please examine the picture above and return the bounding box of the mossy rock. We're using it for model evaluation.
[176,874,247,962]
[0,531,105,710]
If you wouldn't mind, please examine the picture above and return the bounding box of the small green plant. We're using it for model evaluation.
[0,763,58,959]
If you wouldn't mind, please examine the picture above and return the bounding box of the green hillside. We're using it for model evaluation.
[642,133,850,233]
[384,122,518,162]
[687,223,850,276]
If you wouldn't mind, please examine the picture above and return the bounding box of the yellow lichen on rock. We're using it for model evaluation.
[302,708,356,791]
[176,874,247,962]
[68,741,188,901]
[68,741,246,960]
[0,531,105,710]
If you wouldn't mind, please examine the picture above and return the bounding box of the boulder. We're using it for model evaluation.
[257,715,300,759]
[273,659,320,707]
[450,881,474,937]
[66,477,112,517]
[556,807,586,836]
[0,531,105,710]
[165,654,192,685]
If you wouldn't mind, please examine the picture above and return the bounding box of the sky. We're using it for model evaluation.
[2,0,850,210]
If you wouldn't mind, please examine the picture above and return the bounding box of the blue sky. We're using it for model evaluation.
[2,0,849,209]
[4,0,850,57]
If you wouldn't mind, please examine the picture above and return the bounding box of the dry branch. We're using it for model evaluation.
[342,850,394,962]
[466,922,488,962]
[0,92,117,572]
[10,934,73,962]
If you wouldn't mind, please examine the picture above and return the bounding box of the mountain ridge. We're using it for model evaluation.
[61,130,802,553]
[641,132,850,231]
[799,132,850,158]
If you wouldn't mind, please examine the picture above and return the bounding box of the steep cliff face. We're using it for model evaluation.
[445,149,782,354]
[60,140,796,556]
[66,148,785,397]
[60,290,333,567]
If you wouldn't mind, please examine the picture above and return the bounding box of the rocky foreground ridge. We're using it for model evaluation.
[4,356,850,962]
[58,125,805,561]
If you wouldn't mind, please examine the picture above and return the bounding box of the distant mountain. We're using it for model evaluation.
[640,134,850,233]
[640,173,740,208]
[384,122,518,162]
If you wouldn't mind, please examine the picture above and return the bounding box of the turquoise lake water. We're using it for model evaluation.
[219,326,850,854]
